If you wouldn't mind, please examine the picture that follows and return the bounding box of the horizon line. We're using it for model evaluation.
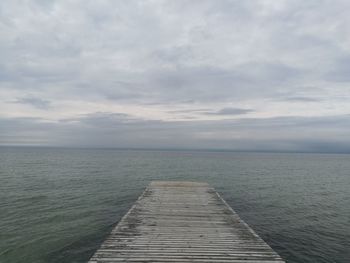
[1,145,350,155]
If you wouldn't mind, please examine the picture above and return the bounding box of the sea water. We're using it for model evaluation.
[0,147,349,262]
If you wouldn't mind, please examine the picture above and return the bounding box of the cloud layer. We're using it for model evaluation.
[1,0,350,151]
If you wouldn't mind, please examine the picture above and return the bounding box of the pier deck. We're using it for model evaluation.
[89,181,285,262]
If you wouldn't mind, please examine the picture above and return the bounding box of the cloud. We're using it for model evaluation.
[13,97,51,109]
[1,113,350,153]
[1,0,350,151]
[325,57,350,82]
[167,107,254,117]
[282,96,320,102]
[203,107,254,116]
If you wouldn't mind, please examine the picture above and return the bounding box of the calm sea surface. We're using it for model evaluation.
[0,147,349,263]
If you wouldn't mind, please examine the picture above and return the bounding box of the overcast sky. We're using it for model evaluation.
[1,0,350,152]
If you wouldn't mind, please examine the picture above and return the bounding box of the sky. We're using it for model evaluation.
[1,0,350,152]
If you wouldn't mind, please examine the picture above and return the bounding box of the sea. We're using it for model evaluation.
[0,147,349,263]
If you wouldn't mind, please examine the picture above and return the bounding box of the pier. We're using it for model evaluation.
[89,181,285,262]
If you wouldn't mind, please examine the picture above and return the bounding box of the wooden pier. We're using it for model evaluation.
[89,181,285,262]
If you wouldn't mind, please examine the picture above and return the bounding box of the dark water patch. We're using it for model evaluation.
[47,231,109,263]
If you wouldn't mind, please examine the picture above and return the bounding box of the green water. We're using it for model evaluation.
[0,147,349,262]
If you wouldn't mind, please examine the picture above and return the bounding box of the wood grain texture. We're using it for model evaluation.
[89,181,285,262]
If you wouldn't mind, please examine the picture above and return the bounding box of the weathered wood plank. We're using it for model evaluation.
[89,181,285,263]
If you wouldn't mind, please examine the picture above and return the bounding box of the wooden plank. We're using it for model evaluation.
[89,181,285,262]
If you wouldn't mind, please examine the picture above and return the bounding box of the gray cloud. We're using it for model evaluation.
[282,96,320,102]
[1,0,350,151]
[13,97,51,109]
[167,107,254,117]
[1,113,350,153]
[326,57,350,82]
[203,108,254,116]
[168,109,211,114]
